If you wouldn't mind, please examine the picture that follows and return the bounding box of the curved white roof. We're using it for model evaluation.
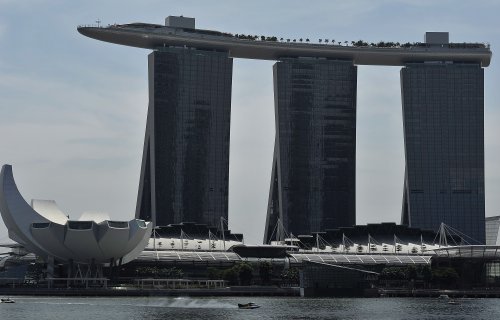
[31,199,68,225]
[432,245,500,258]
[79,211,111,223]
[288,253,432,265]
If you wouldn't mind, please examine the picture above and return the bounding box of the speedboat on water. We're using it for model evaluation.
[1,298,15,303]
[238,302,260,309]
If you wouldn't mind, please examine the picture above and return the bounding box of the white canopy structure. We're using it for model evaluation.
[0,164,152,265]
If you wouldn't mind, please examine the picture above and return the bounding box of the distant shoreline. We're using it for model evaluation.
[0,286,299,297]
[3,287,500,298]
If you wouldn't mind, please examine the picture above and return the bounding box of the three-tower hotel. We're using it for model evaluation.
[78,16,492,243]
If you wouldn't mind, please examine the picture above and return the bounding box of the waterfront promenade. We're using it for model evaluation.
[0,286,299,297]
[4,284,500,298]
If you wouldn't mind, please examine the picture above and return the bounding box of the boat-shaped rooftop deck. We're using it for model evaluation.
[78,23,492,67]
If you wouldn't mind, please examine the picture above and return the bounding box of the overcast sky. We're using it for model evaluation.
[1,0,499,245]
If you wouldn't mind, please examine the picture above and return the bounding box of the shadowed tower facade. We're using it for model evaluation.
[401,62,485,243]
[264,58,357,243]
[136,48,233,228]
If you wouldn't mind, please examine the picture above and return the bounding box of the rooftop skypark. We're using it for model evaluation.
[81,22,489,49]
[78,16,491,66]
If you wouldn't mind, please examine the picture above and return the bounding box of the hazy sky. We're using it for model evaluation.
[1,0,499,245]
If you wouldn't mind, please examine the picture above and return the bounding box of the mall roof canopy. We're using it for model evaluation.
[432,245,500,259]
[135,248,432,266]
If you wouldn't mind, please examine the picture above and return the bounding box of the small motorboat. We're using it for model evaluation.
[438,294,449,299]
[238,302,260,309]
[448,300,459,305]
[1,298,15,303]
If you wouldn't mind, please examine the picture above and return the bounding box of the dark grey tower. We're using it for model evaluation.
[136,48,233,228]
[401,62,485,243]
[264,58,357,243]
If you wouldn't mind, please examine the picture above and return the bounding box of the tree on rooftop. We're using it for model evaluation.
[354,40,368,47]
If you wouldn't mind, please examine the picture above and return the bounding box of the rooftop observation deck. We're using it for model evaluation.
[77,22,492,67]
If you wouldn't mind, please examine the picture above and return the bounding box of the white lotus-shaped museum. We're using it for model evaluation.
[0,164,152,265]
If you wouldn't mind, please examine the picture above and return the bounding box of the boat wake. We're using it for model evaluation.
[13,297,236,309]
[155,297,235,309]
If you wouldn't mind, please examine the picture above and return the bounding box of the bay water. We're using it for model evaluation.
[1,296,499,319]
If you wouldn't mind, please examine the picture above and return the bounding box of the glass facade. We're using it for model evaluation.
[301,262,376,289]
[265,58,357,243]
[401,62,485,243]
[136,48,233,228]
[485,262,500,285]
